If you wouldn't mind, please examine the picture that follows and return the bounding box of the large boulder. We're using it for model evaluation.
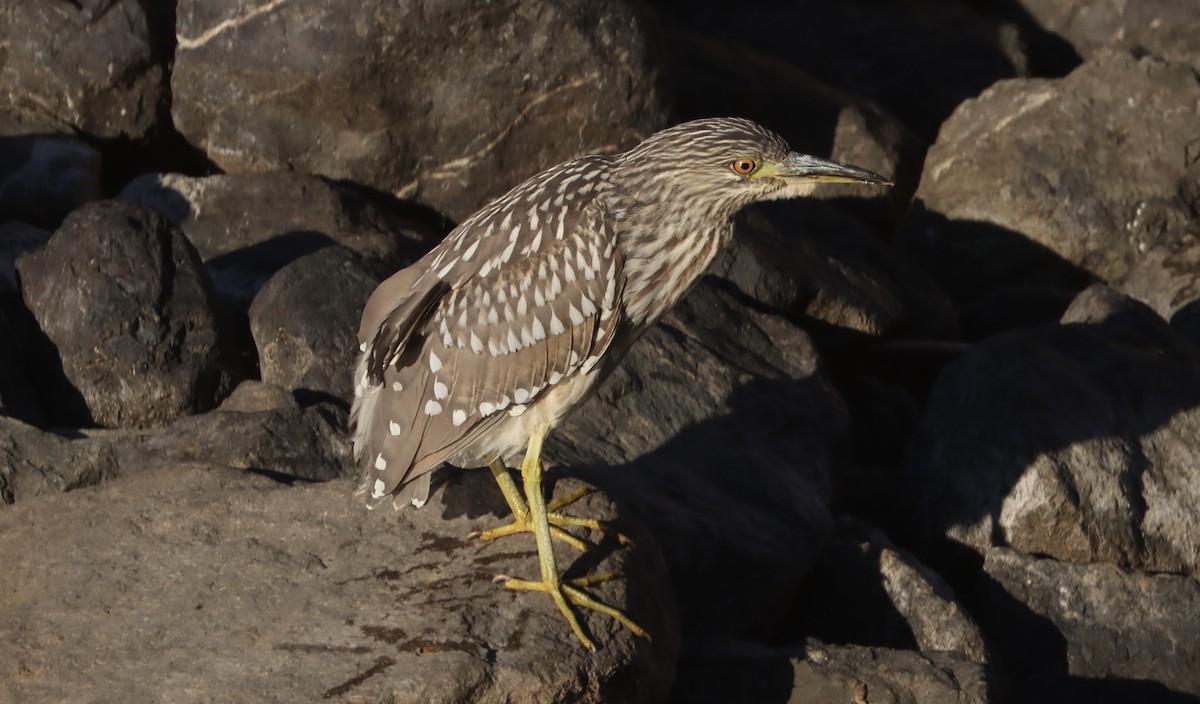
[1011,0,1200,66]
[171,0,670,221]
[15,201,240,428]
[903,285,1200,575]
[0,0,169,139]
[0,464,678,702]
[899,51,1200,303]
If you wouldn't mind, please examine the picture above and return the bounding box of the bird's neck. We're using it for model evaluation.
[610,189,738,326]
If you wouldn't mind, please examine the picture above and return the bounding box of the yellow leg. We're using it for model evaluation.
[468,458,631,550]
[492,425,647,650]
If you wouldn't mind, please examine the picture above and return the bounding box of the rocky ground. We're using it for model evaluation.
[2,1,1199,702]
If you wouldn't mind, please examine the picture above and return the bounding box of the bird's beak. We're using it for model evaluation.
[779,152,893,186]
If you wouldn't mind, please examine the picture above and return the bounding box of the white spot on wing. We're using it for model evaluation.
[425,399,443,416]
[429,351,442,373]
[392,381,403,392]
[549,312,565,335]
[434,381,448,399]
[452,409,467,426]
[514,387,529,403]
[470,331,484,354]
[568,303,584,325]
[479,401,495,415]
[509,404,527,416]
[372,479,387,497]
[375,454,388,470]
[389,420,401,435]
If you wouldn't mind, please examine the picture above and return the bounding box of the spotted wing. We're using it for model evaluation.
[354,175,625,507]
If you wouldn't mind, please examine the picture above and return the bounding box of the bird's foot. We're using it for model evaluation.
[493,572,649,650]
[468,485,633,551]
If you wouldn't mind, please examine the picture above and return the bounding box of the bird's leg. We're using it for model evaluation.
[469,457,631,549]
[494,426,647,650]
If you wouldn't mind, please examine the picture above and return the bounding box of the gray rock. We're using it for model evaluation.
[673,639,993,704]
[1116,226,1200,328]
[550,280,844,637]
[0,464,679,703]
[16,201,240,428]
[249,246,380,404]
[792,517,990,665]
[0,0,168,139]
[118,171,443,308]
[0,134,102,229]
[1012,0,1200,64]
[904,285,1200,574]
[171,0,669,222]
[0,416,121,505]
[979,547,1200,699]
[899,50,1200,301]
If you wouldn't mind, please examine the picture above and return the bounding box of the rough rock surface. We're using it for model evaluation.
[900,50,1200,301]
[1116,226,1200,326]
[0,465,679,703]
[0,0,169,139]
[15,201,239,429]
[171,0,670,221]
[118,171,443,308]
[904,285,1200,574]
[249,246,381,403]
[551,280,844,638]
[978,547,1200,700]
[673,639,993,704]
[1,381,351,505]
[1012,0,1200,62]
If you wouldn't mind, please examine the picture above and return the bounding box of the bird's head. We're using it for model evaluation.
[616,117,891,217]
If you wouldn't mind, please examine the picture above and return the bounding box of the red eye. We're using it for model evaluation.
[731,158,757,175]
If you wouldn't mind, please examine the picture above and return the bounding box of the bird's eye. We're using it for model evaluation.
[731,158,757,175]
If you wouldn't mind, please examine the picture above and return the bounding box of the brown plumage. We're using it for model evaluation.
[351,117,889,648]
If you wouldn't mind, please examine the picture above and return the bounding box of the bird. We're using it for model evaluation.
[351,117,891,650]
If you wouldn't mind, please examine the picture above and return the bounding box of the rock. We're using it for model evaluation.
[790,517,990,665]
[15,201,240,428]
[0,464,678,703]
[118,171,444,308]
[549,280,844,638]
[715,200,958,345]
[0,223,52,425]
[978,547,1200,700]
[672,639,993,704]
[657,0,1033,141]
[1,380,352,504]
[0,134,102,229]
[0,0,169,139]
[143,386,353,483]
[903,285,1200,574]
[248,246,380,404]
[171,0,669,222]
[899,50,1200,302]
[1012,0,1200,65]
[1116,226,1200,329]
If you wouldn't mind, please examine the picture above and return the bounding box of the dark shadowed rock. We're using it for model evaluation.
[0,223,52,425]
[0,134,102,229]
[672,639,993,704]
[249,246,380,404]
[15,201,240,428]
[657,0,1031,141]
[119,171,443,308]
[716,201,958,345]
[0,464,678,703]
[978,547,1200,700]
[0,417,122,505]
[549,280,844,638]
[903,285,1200,575]
[899,50,1200,302]
[171,0,669,221]
[0,0,169,139]
[790,517,990,665]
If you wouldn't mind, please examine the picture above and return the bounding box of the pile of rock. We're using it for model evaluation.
[2,0,1198,702]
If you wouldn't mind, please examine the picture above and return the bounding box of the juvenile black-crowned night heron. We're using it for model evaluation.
[352,117,890,649]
